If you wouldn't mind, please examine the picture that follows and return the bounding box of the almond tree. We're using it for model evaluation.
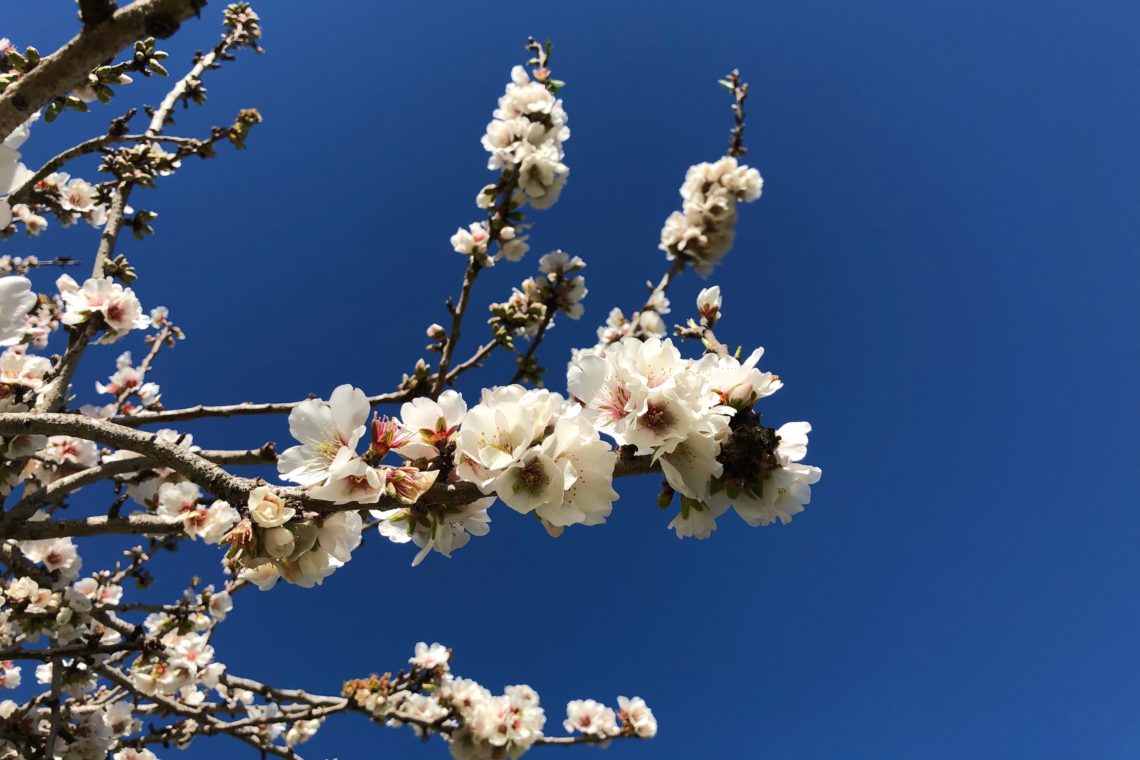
[0,3,821,758]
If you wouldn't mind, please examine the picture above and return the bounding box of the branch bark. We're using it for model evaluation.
[0,0,206,142]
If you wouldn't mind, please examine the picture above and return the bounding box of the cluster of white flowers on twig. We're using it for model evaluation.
[659,156,764,276]
[345,642,656,759]
[0,4,820,758]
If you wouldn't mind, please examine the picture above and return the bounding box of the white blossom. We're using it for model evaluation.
[277,384,370,486]
[0,661,20,689]
[0,276,36,346]
[307,453,384,504]
[56,274,149,342]
[451,222,491,257]
[285,718,321,746]
[696,285,721,320]
[618,696,657,738]
[396,389,466,460]
[455,386,618,530]
[563,699,619,737]
[113,749,158,760]
[410,641,450,670]
[376,498,493,566]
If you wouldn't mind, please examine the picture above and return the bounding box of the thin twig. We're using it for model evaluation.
[110,389,409,427]
[7,134,202,207]
[510,307,555,384]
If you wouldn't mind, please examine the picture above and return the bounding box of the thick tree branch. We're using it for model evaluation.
[78,0,120,26]
[2,443,275,525]
[0,412,249,502]
[0,0,206,142]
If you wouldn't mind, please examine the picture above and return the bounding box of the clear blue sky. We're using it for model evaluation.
[6,1,1139,758]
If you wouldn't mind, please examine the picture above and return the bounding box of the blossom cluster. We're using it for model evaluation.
[482,64,570,211]
[570,314,819,538]
[228,487,363,590]
[0,17,820,758]
[57,274,149,343]
[488,250,588,348]
[451,61,570,266]
[591,288,672,350]
[659,156,763,275]
[80,349,163,417]
[344,642,655,759]
[264,294,819,566]
[453,385,619,535]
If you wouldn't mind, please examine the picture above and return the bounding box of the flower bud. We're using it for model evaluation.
[247,486,294,528]
[287,522,320,562]
[475,184,496,209]
[726,382,754,408]
[263,526,295,559]
[697,285,721,322]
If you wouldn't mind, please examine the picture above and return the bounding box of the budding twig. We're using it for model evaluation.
[722,68,749,158]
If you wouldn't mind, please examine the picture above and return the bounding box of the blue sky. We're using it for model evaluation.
[5,1,1139,758]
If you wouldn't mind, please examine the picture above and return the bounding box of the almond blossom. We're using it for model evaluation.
[277,384,370,485]
[659,155,763,275]
[395,389,467,461]
[454,386,619,531]
[56,274,150,343]
[563,699,619,738]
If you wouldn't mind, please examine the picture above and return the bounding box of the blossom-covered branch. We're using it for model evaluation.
[0,6,821,758]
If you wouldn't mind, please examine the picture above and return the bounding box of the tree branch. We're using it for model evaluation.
[0,0,206,142]
[77,0,120,26]
[510,306,555,385]
[433,257,483,398]
[0,411,659,539]
[6,133,202,207]
[110,389,409,427]
[2,443,275,526]
[38,322,97,413]
[0,412,250,502]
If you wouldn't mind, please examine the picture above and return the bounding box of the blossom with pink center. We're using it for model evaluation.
[56,274,149,343]
[395,389,466,461]
[450,221,490,256]
[564,699,619,737]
